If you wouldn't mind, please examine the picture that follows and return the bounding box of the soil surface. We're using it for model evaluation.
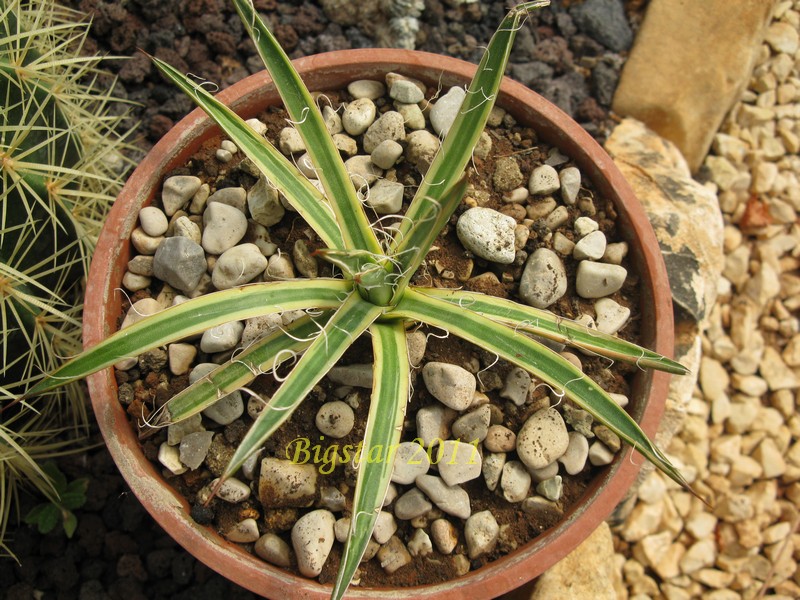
[5,1,648,598]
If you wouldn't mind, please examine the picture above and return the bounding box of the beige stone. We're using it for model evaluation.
[612,0,777,171]
[510,522,620,600]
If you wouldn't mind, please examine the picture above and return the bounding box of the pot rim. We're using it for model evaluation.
[84,48,673,599]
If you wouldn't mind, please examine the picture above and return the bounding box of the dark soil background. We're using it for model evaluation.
[4,1,647,598]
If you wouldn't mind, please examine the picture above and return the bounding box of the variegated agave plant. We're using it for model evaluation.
[23,0,691,596]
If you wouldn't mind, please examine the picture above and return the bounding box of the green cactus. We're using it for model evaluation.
[0,0,135,556]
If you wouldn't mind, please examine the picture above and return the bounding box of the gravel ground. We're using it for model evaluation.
[613,3,800,599]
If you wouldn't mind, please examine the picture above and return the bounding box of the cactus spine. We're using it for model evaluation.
[0,0,135,555]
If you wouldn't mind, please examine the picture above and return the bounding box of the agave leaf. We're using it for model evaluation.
[393,289,694,492]
[22,279,350,398]
[162,312,333,424]
[331,320,409,600]
[390,1,550,270]
[232,0,383,261]
[221,293,383,479]
[418,288,688,375]
[151,56,349,256]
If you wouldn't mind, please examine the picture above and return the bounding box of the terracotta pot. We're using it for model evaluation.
[84,49,674,599]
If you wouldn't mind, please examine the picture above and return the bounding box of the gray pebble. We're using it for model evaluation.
[518,248,567,309]
[437,440,482,486]
[208,187,246,212]
[173,216,202,244]
[127,255,154,277]
[376,536,412,574]
[345,154,382,190]
[558,431,589,475]
[122,271,150,291]
[536,475,563,501]
[588,441,616,466]
[482,452,506,491]
[456,207,517,264]
[321,105,342,135]
[168,343,197,376]
[279,127,305,154]
[594,297,631,334]
[393,488,433,520]
[162,175,201,216]
[153,236,207,294]
[200,321,244,353]
[405,130,440,173]
[370,139,404,169]
[203,391,244,426]
[415,405,456,447]
[265,253,295,280]
[500,366,531,406]
[451,405,491,442]
[247,177,285,227]
[167,413,203,446]
[327,363,373,388]
[225,518,260,543]
[407,528,433,557]
[202,202,248,255]
[395,102,425,130]
[365,179,404,214]
[372,511,397,544]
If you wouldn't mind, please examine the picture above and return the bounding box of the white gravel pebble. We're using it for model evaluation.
[559,166,581,204]
[482,451,506,491]
[211,477,251,503]
[291,509,336,577]
[162,175,201,216]
[211,243,268,290]
[365,179,404,214]
[342,98,377,135]
[259,458,318,508]
[139,206,169,237]
[315,401,355,439]
[422,362,476,411]
[500,366,531,406]
[588,441,616,466]
[208,187,246,212]
[363,111,406,154]
[430,518,458,555]
[558,431,590,475]
[347,79,386,100]
[464,511,499,559]
[391,441,431,484]
[415,405,456,447]
[393,488,433,520]
[158,442,187,475]
[529,164,560,195]
[501,460,532,503]
[519,248,568,309]
[415,474,471,519]
[202,202,248,254]
[594,297,631,334]
[407,528,433,557]
[370,139,404,169]
[451,405,491,442]
[247,177,284,227]
[573,230,608,260]
[390,79,424,103]
[575,261,628,298]
[225,518,259,543]
[574,216,599,236]
[254,533,292,567]
[430,86,466,136]
[437,440,482,486]
[456,207,517,264]
[200,321,244,353]
[516,408,570,470]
